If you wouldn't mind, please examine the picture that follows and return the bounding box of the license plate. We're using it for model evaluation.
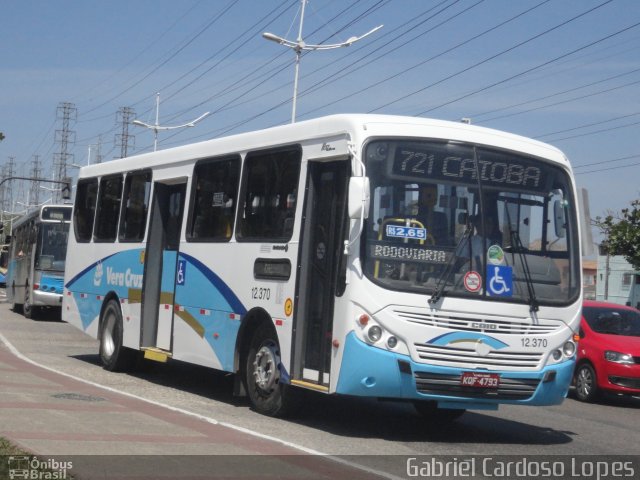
[460,372,500,388]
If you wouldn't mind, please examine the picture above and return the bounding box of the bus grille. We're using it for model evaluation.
[414,343,543,369]
[394,308,562,335]
[414,372,539,400]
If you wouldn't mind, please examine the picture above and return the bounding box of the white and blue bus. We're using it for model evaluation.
[62,114,585,420]
[7,204,72,319]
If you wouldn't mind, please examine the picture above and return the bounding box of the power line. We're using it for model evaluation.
[544,118,640,143]
[574,153,640,170]
[472,66,640,123]
[79,0,239,119]
[416,17,640,116]
[299,0,548,119]
[535,111,640,139]
[575,157,640,175]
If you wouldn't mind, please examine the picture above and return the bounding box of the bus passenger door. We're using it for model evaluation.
[295,160,349,388]
[141,181,186,352]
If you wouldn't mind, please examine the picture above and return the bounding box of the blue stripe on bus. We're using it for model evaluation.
[64,252,118,289]
[178,252,247,316]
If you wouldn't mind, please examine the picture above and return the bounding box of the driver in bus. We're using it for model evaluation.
[460,213,503,272]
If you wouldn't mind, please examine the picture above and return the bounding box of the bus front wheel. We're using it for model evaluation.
[23,282,38,319]
[99,299,137,372]
[10,282,22,313]
[245,323,294,417]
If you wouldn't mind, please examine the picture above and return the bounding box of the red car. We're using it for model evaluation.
[574,300,640,401]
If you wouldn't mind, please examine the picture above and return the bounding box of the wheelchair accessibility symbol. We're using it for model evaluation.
[177,260,186,286]
[487,265,512,297]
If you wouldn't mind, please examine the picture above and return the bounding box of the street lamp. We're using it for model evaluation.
[262,0,382,123]
[132,92,209,151]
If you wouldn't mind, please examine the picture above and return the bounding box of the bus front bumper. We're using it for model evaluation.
[32,290,64,307]
[335,332,574,409]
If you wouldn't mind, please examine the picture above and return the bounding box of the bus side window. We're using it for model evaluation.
[237,146,301,242]
[74,178,99,243]
[188,155,240,242]
[94,175,123,242]
[119,171,151,242]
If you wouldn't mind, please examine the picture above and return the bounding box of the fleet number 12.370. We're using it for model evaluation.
[521,338,548,348]
[251,287,271,300]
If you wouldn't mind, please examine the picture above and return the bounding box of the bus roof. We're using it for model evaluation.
[77,114,569,178]
[11,204,72,229]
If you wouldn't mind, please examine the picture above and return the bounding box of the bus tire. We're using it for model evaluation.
[11,282,23,313]
[99,299,137,372]
[413,400,466,423]
[245,323,293,417]
[23,282,38,319]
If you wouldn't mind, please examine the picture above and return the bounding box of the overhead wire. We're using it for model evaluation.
[298,0,549,120]
[368,0,614,114]
[416,19,640,116]
[157,0,381,146]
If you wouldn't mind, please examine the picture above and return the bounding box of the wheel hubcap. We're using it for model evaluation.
[253,343,279,392]
[577,368,592,397]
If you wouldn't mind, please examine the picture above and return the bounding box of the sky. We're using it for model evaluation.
[1,0,639,242]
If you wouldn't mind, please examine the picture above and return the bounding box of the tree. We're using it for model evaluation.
[598,199,640,271]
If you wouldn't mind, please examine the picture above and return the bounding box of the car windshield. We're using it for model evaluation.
[583,307,640,337]
[362,139,580,307]
[36,223,69,271]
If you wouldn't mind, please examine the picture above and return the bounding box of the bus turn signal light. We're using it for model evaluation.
[358,314,370,326]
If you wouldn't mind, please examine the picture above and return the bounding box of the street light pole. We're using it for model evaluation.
[263,0,382,123]
[132,92,209,151]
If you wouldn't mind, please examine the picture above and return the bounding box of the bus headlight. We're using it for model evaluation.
[563,341,576,357]
[367,325,383,343]
[387,336,398,349]
[552,349,562,361]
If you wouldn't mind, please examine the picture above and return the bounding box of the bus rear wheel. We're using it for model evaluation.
[99,299,137,372]
[413,400,466,423]
[245,323,294,417]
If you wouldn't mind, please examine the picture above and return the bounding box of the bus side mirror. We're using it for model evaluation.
[553,199,566,238]
[348,176,370,219]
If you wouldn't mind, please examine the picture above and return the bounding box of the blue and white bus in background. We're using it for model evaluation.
[7,205,72,319]
[62,114,587,420]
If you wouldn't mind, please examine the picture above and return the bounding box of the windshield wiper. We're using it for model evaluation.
[428,222,473,306]
[505,221,539,313]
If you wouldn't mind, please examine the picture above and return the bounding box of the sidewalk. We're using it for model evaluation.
[0,339,375,479]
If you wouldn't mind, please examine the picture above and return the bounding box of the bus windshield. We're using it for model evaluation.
[36,223,69,271]
[363,139,580,307]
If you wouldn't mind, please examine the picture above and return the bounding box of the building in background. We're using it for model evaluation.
[596,245,640,309]
[582,259,597,300]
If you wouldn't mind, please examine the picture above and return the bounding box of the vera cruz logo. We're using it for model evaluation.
[93,261,103,287]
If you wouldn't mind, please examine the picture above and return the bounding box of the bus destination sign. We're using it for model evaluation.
[391,144,545,192]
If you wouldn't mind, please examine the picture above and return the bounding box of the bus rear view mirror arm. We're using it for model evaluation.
[348,176,370,220]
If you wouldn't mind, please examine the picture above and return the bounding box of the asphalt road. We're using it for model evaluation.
[1,295,639,474]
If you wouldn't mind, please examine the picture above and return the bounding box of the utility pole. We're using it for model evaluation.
[115,107,135,159]
[54,102,77,203]
[95,135,104,164]
[262,0,382,123]
[30,155,42,206]
[5,157,15,213]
